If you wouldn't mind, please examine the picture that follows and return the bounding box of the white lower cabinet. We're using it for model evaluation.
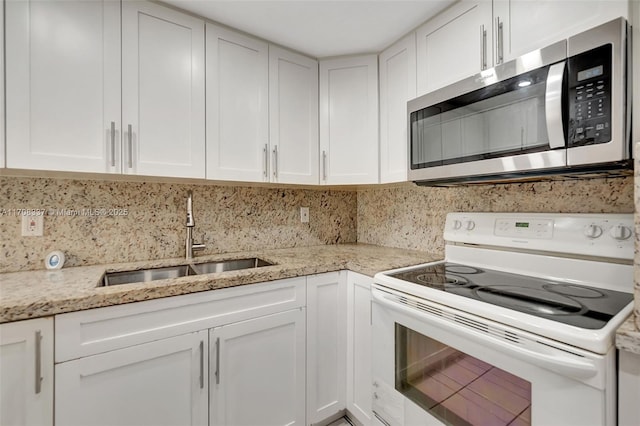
[0,317,54,426]
[306,272,347,424]
[210,309,306,426]
[55,330,208,426]
[346,272,373,425]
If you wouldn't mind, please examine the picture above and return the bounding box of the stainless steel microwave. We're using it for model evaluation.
[408,18,631,185]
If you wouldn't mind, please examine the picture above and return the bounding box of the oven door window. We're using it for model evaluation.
[396,324,531,425]
[410,65,555,170]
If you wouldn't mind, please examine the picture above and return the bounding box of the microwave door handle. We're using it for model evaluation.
[545,61,566,149]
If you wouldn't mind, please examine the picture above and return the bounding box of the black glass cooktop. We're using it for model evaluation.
[389,262,633,329]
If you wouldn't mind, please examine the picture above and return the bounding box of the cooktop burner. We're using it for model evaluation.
[388,262,633,329]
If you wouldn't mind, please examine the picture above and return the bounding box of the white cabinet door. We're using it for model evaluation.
[346,272,373,426]
[494,0,629,63]
[416,0,493,95]
[0,317,53,426]
[634,0,640,152]
[210,309,306,426]
[619,350,640,426]
[319,55,379,185]
[122,1,205,178]
[269,46,319,185]
[0,0,5,169]
[5,0,121,173]
[379,34,416,184]
[206,24,269,182]
[306,272,347,424]
[55,330,208,426]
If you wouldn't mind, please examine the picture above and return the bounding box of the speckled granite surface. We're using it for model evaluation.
[0,244,439,323]
[0,177,356,273]
[617,315,640,355]
[357,177,634,257]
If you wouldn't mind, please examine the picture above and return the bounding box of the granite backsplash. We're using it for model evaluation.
[0,177,357,272]
[357,177,634,254]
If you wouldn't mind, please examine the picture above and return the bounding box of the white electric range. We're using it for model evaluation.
[371,213,634,426]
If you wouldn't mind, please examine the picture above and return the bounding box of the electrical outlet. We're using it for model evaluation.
[300,207,310,223]
[22,215,44,237]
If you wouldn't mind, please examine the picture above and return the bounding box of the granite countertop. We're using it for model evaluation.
[0,243,440,323]
[616,314,640,355]
[3,242,639,351]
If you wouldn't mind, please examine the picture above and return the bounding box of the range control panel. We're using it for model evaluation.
[444,213,633,260]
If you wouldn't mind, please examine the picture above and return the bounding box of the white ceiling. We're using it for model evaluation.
[162,1,456,58]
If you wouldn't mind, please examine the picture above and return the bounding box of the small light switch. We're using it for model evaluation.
[300,207,309,223]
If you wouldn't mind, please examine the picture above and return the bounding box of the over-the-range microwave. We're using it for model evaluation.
[408,17,632,185]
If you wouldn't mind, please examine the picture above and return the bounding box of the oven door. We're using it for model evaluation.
[371,287,616,426]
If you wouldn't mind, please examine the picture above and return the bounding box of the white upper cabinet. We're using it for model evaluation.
[319,55,379,185]
[5,0,121,173]
[0,0,5,169]
[416,0,493,96]
[417,0,630,96]
[122,1,205,178]
[494,0,629,63]
[379,34,416,183]
[206,24,270,182]
[269,46,319,184]
[0,317,54,426]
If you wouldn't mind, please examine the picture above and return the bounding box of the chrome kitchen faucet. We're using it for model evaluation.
[185,190,206,260]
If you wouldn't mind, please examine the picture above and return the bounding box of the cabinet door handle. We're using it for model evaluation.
[214,337,220,385]
[199,340,204,389]
[496,17,504,64]
[322,150,327,181]
[272,145,278,179]
[263,144,268,178]
[110,121,116,167]
[35,330,42,395]
[480,25,487,70]
[127,124,133,169]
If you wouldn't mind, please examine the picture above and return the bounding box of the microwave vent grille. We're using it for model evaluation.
[391,292,524,346]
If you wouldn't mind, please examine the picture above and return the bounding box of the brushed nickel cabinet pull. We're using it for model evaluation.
[480,25,487,70]
[199,340,204,389]
[35,330,42,394]
[215,337,220,385]
[496,17,504,64]
[322,150,327,181]
[263,144,268,178]
[127,124,133,169]
[110,121,116,167]
[272,145,278,179]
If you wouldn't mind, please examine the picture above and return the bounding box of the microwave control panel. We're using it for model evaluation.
[567,44,612,147]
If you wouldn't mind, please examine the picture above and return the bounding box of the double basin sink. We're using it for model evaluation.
[101,257,273,287]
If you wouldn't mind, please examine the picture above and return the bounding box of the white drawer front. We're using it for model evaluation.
[55,277,305,362]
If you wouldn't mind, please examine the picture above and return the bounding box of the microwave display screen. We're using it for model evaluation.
[515,222,529,228]
[577,65,604,81]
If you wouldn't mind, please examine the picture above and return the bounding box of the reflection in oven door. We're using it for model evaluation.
[371,289,615,426]
[396,324,531,425]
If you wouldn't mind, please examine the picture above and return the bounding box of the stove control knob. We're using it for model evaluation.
[583,224,603,239]
[465,220,476,231]
[609,225,632,241]
[452,220,462,230]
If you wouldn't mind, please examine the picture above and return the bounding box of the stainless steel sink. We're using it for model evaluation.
[191,257,273,274]
[102,264,198,286]
[100,257,273,286]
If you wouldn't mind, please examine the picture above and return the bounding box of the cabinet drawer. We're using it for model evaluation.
[55,277,305,362]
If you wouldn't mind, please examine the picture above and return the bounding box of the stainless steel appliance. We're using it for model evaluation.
[372,213,633,426]
[408,18,631,185]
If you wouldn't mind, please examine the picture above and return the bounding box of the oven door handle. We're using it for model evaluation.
[373,291,599,381]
